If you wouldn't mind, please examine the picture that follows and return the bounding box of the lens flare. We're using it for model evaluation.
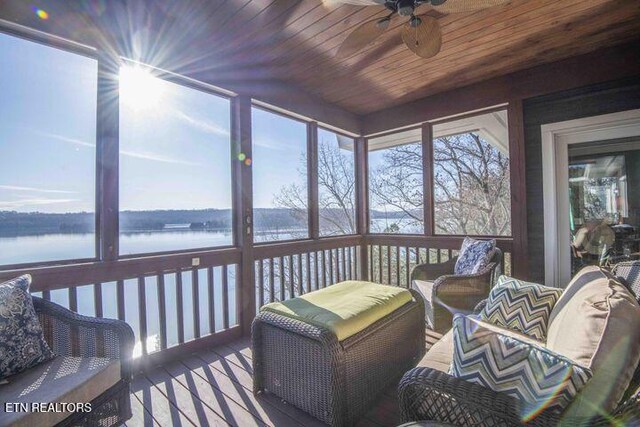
[244,158,252,166]
[34,8,49,20]
[237,153,246,161]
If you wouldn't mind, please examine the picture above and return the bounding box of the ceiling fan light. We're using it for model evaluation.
[409,16,422,27]
[397,0,414,16]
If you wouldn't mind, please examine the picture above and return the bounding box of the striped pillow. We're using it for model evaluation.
[481,276,563,341]
[451,315,592,416]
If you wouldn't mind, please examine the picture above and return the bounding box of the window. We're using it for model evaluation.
[119,65,232,255]
[368,129,424,234]
[318,129,356,236]
[0,33,97,265]
[252,107,308,242]
[432,110,511,236]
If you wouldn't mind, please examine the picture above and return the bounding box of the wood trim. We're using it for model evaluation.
[422,123,435,236]
[507,100,529,279]
[361,42,640,135]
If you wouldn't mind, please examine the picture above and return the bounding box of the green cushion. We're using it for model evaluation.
[260,281,413,341]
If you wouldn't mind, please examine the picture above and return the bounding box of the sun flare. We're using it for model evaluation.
[119,65,164,112]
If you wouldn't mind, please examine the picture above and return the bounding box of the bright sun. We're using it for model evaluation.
[119,65,164,112]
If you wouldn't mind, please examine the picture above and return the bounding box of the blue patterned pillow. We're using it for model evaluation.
[0,275,55,379]
[450,315,592,416]
[481,276,563,341]
[454,237,496,275]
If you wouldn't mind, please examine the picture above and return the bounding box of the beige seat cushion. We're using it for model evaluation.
[418,318,543,373]
[0,356,121,427]
[546,266,640,416]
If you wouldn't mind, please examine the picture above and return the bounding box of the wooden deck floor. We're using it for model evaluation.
[127,331,442,427]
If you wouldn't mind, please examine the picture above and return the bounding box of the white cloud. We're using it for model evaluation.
[0,198,79,209]
[32,129,201,166]
[174,110,230,137]
[0,185,77,194]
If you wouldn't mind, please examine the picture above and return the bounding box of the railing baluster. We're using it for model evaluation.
[222,265,229,330]
[279,256,285,300]
[288,255,294,299]
[340,247,346,281]
[395,246,400,286]
[258,259,264,307]
[305,253,311,294]
[208,267,215,332]
[315,251,321,290]
[321,250,327,288]
[116,280,125,321]
[192,269,200,339]
[386,246,391,285]
[176,269,185,344]
[405,247,410,288]
[42,290,51,301]
[157,274,167,351]
[329,250,335,285]
[94,283,103,318]
[269,258,275,303]
[137,277,148,356]
[347,246,352,280]
[297,253,303,295]
[377,245,383,283]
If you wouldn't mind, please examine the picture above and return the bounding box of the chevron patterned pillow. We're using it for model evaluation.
[451,315,592,417]
[481,276,563,341]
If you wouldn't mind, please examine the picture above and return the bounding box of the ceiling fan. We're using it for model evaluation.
[333,0,509,59]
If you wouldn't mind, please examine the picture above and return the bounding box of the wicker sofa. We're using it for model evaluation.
[410,248,503,334]
[0,296,134,427]
[252,288,425,427]
[398,266,640,426]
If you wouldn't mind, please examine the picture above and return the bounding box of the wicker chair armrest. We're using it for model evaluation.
[430,263,496,313]
[33,296,135,379]
[398,367,559,426]
[411,258,457,282]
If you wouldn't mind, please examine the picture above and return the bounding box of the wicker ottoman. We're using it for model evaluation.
[252,286,425,427]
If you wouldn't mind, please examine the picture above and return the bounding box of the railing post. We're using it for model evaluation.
[232,96,256,336]
[308,122,320,240]
[355,136,369,280]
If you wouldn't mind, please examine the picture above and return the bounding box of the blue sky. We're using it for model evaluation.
[0,31,310,214]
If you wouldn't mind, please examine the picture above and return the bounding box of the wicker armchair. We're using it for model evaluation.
[612,260,640,299]
[397,366,640,426]
[410,248,503,334]
[32,296,135,427]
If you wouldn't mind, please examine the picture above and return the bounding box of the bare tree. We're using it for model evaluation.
[433,133,511,236]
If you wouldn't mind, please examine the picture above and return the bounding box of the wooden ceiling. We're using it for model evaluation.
[1,0,639,117]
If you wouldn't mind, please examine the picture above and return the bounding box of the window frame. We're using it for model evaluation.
[365,124,426,236]
[251,103,314,246]
[0,27,100,270]
[116,60,237,259]
[317,125,359,238]
[429,106,513,239]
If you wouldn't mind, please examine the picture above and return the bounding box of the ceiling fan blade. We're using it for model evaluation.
[401,16,441,59]
[336,18,388,59]
[431,0,510,14]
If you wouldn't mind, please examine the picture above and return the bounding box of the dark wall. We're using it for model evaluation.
[523,77,640,283]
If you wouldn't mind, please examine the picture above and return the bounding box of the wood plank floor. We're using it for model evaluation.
[127,330,442,427]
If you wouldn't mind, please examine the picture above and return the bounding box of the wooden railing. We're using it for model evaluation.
[365,235,513,287]
[0,248,242,367]
[0,234,513,367]
[253,236,362,311]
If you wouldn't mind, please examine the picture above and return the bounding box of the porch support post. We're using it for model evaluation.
[233,95,256,336]
[97,54,120,262]
[508,99,529,279]
[308,122,320,240]
[355,136,369,280]
[422,123,435,236]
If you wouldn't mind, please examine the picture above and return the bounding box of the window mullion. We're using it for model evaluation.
[422,123,435,237]
[308,122,319,240]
